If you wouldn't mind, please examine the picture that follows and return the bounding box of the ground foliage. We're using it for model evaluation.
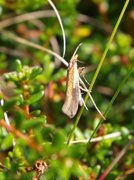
[0,0,134,179]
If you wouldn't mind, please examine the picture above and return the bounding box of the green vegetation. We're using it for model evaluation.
[0,0,134,179]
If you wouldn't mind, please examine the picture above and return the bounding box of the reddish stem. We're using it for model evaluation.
[0,119,42,152]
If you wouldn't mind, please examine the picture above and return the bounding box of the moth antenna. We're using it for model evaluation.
[72,43,82,57]
[48,0,66,58]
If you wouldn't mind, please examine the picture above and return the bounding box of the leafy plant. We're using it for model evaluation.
[0,0,134,179]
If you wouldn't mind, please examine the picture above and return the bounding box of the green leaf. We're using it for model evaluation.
[4,72,18,82]
[3,96,21,111]
[121,127,129,137]
[30,110,41,116]
[52,129,66,148]
[0,172,6,180]
[26,90,44,104]
[29,66,42,80]
[15,59,22,73]
[1,134,14,150]
[22,116,46,130]
[14,111,25,129]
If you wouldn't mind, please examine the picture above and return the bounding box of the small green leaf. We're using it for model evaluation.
[13,146,23,158]
[1,134,14,150]
[3,96,22,111]
[52,130,66,148]
[0,172,6,180]
[4,72,18,82]
[121,127,129,137]
[15,59,22,72]
[29,66,42,80]
[14,111,25,129]
[26,91,44,104]
[30,110,41,116]
[22,116,46,130]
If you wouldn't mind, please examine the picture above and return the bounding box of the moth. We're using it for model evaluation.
[62,50,85,118]
[62,47,105,119]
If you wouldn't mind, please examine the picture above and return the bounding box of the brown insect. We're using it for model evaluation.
[62,49,84,118]
[62,45,105,119]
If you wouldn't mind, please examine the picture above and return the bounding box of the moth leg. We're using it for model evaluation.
[78,90,88,110]
[78,67,90,86]
[80,86,87,92]
[80,85,105,120]
[78,67,85,75]
[82,75,90,86]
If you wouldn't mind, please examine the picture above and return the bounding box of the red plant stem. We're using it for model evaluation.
[23,104,30,116]
[0,119,42,152]
[98,137,134,180]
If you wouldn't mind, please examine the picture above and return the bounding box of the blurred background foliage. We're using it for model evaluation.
[0,0,134,179]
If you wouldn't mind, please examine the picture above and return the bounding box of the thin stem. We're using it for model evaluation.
[69,131,122,144]
[86,66,133,146]
[0,119,42,152]
[67,0,130,145]
[48,0,66,57]
[0,10,55,30]
[98,137,134,180]
[89,0,130,92]
[1,30,68,67]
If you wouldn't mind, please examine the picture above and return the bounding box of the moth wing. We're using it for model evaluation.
[62,87,79,118]
[62,57,80,118]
